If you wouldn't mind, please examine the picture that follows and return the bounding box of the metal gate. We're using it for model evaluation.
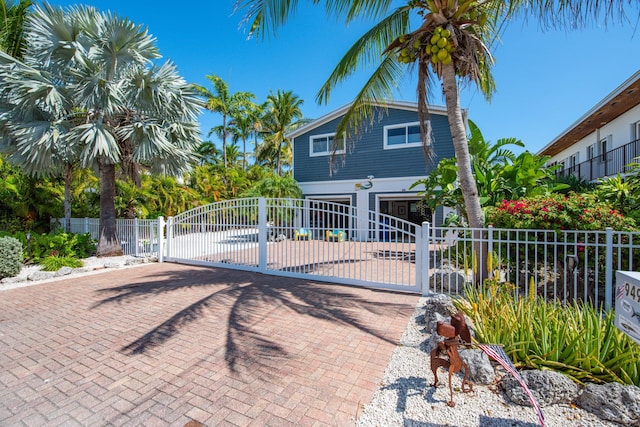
[164,198,422,293]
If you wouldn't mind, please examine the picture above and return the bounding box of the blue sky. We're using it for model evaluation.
[52,1,639,154]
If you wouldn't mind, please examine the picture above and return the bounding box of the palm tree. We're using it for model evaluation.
[228,101,262,170]
[258,90,306,175]
[194,75,255,168]
[235,0,634,280]
[0,4,202,256]
[195,141,221,166]
[0,0,31,59]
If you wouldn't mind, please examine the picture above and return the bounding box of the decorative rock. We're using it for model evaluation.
[71,267,92,274]
[424,294,456,318]
[1,276,27,284]
[502,369,578,407]
[459,349,495,384]
[429,271,467,293]
[125,258,145,266]
[103,262,122,269]
[576,382,640,426]
[27,271,55,281]
[55,266,73,277]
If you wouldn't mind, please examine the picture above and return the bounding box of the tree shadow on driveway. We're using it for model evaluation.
[92,265,416,376]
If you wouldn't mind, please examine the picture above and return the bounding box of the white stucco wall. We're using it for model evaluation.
[547,104,640,166]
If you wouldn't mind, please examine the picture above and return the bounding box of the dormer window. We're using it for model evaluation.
[310,133,345,157]
[383,121,424,149]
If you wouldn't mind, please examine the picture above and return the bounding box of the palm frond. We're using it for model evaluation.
[328,53,406,168]
[316,5,410,105]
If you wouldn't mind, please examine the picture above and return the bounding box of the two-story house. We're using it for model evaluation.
[538,70,640,181]
[289,100,457,231]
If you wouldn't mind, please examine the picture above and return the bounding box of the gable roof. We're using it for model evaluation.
[287,100,450,139]
[538,70,640,157]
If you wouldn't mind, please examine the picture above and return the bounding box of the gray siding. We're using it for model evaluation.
[293,107,455,183]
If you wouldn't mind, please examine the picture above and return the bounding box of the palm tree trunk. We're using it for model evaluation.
[96,159,123,257]
[222,114,228,168]
[242,136,247,170]
[63,162,72,232]
[441,63,488,282]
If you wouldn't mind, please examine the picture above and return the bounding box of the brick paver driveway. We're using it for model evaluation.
[0,263,418,426]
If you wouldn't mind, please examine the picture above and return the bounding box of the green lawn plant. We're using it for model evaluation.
[0,236,23,279]
[455,280,640,386]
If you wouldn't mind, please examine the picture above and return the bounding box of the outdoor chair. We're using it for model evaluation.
[295,228,311,241]
[325,229,347,242]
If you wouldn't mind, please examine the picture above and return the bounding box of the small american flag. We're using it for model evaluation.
[477,344,545,427]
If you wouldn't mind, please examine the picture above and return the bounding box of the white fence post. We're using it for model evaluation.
[84,217,89,234]
[134,218,139,257]
[157,216,165,262]
[165,216,173,260]
[421,221,430,295]
[605,227,613,310]
[258,198,267,273]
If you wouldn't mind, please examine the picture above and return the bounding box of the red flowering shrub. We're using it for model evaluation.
[486,193,638,231]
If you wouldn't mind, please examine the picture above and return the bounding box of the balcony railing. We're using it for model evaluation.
[554,138,640,182]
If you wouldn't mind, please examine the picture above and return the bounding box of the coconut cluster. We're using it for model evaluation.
[428,27,453,65]
[396,26,454,66]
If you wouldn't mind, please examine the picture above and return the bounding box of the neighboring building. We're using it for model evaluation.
[289,100,458,231]
[539,70,640,181]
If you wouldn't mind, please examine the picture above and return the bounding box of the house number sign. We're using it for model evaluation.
[615,271,640,345]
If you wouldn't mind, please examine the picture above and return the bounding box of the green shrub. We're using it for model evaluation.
[455,280,640,386]
[40,256,83,271]
[1,230,96,263]
[486,192,638,231]
[0,236,23,279]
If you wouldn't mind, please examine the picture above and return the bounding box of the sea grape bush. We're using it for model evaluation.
[486,193,637,231]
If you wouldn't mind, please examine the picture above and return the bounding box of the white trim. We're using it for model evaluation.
[287,99,451,139]
[383,121,423,150]
[309,132,345,157]
[305,194,352,203]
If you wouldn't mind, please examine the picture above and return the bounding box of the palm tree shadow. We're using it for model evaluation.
[93,266,414,378]
[381,376,443,413]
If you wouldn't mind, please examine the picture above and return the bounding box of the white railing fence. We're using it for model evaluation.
[51,211,640,310]
[424,224,640,310]
[50,217,163,257]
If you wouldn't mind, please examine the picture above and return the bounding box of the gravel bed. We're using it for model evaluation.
[356,297,619,427]
[0,255,154,291]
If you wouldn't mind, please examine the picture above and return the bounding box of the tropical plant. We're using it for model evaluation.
[456,281,640,386]
[40,255,83,271]
[0,4,202,256]
[486,192,638,232]
[229,101,262,170]
[240,173,302,199]
[413,121,560,223]
[595,172,639,217]
[256,90,307,175]
[195,141,221,166]
[195,75,255,168]
[0,0,31,59]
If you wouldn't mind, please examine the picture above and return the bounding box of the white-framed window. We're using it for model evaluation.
[587,144,596,160]
[309,133,345,157]
[600,136,610,161]
[383,121,424,149]
[569,152,579,169]
[633,121,640,142]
